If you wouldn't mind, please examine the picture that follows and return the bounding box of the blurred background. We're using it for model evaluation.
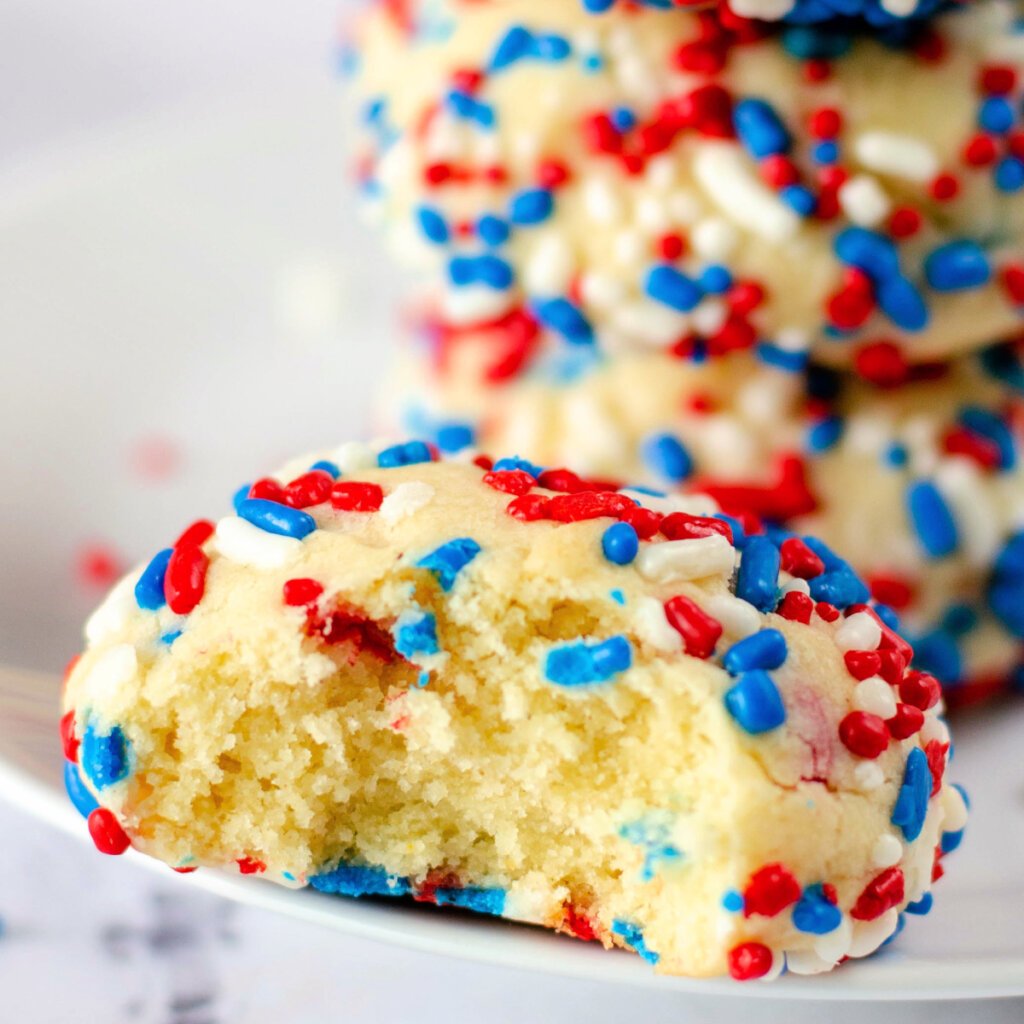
[0,3,1021,1021]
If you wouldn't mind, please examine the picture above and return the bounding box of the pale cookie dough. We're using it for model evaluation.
[348,0,1024,372]
[62,441,965,979]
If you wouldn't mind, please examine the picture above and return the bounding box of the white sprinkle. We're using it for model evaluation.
[853,760,885,792]
[835,611,883,652]
[440,283,513,325]
[644,154,677,193]
[613,229,645,267]
[933,459,1001,568]
[379,482,434,524]
[690,298,728,337]
[942,784,969,832]
[84,574,137,645]
[692,143,800,243]
[785,949,836,976]
[848,910,900,959]
[633,597,683,654]
[331,441,376,475]
[854,131,940,183]
[608,300,689,348]
[523,233,574,295]
[759,949,786,982]
[635,194,671,233]
[774,327,812,354]
[853,676,898,719]
[214,516,302,569]
[636,535,735,584]
[730,0,796,17]
[666,191,702,226]
[705,593,762,639]
[780,578,811,598]
[690,217,737,260]
[871,833,904,869]
[838,174,892,227]
[812,916,853,965]
[618,490,718,517]
[579,272,626,310]
[920,715,950,746]
[84,644,138,706]
[582,177,622,224]
[881,0,919,15]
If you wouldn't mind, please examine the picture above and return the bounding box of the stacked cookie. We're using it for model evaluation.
[347,0,1024,705]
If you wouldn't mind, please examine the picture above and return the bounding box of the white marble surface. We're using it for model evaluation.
[1,3,1023,1021]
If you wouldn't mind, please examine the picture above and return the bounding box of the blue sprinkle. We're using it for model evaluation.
[609,106,636,133]
[834,227,900,278]
[545,636,632,686]
[979,95,1015,135]
[377,440,433,468]
[610,588,626,605]
[641,432,693,483]
[891,747,932,842]
[582,52,604,73]
[237,499,317,540]
[724,670,787,734]
[611,920,660,965]
[905,892,933,916]
[989,532,1024,636]
[995,156,1024,193]
[780,184,816,217]
[722,629,788,675]
[448,254,514,290]
[532,34,571,62]
[911,627,963,685]
[417,670,430,688]
[64,761,99,818]
[874,603,900,631]
[698,264,732,294]
[807,415,843,453]
[602,522,639,565]
[924,240,991,293]
[416,538,482,591]
[959,406,1016,469]
[434,886,506,916]
[582,0,615,10]
[800,535,848,572]
[394,610,440,660]
[885,443,909,468]
[941,828,964,854]
[757,343,808,373]
[941,603,978,636]
[476,214,509,247]
[644,265,703,312]
[434,422,475,454]
[733,98,791,159]
[792,885,842,935]
[735,536,781,612]
[80,722,131,790]
[489,25,533,72]
[508,188,554,226]
[232,482,251,513]
[282,871,296,881]
[160,630,182,646]
[876,274,929,332]
[812,140,839,165]
[493,456,542,477]
[134,548,173,611]
[881,912,906,949]
[905,481,959,558]
[309,459,340,478]
[445,90,494,128]
[310,863,411,897]
[722,890,744,913]
[530,297,594,345]
[715,513,747,549]
[807,569,870,609]
[416,205,449,245]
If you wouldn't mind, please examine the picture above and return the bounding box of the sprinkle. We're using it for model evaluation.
[727,941,774,981]
[871,833,904,869]
[743,863,800,918]
[602,522,639,565]
[792,885,842,935]
[779,537,825,579]
[81,721,131,790]
[64,761,99,818]
[530,297,594,345]
[87,808,131,856]
[850,867,905,922]
[611,920,659,965]
[214,516,302,569]
[733,99,791,159]
[641,433,693,483]
[237,498,316,540]
[853,677,898,720]
[394,610,440,660]
[834,611,883,652]
[891,747,932,842]
[839,711,890,759]
[377,440,433,468]
[164,543,208,616]
[544,636,632,686]
[379,482,435,524]
[643,265,702,312]
[735,536,781,613]
[331,481,384,512]
[508,188,554,225]
[416,205,449,244]
[905,481,959,558]
[134,548,172,611]
[416,537,481,590]
[663,596,722,659]
[898,670,941,711]
[493,456,542,477]
[433,886,507,916]
[854,131,939,183]
[724,670,786,734]
[636,534,735,584]
[722,629,787,674]
[282,578,324,607]
[924,241,991,292]
[309,459,340,478]
[310,863,410,897]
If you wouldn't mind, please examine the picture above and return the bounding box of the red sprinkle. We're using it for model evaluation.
[815,601,840,623]
[839,711,890,759]
[237,856,267,875]
[887,703,925,740]
[88,808,130,855]
[330,481,384,512]
[844,650,882,680]
[866,574,915,611]
[164,544,209,616]
[742,863,801,918]
[899,671,941,711]
[657,232,687,261]
[620,505,664,540]
[172,865,199,874]
[283,578,324,607]
[980,64,1017,95]
[284,470,334,509]
[779,537,825,579]
[663,595,722,659]
[877,649,908,686]
[175,519,215,549]
[808,107,842,139]
[536,158,570,189]
[60,711,79,762]
[544,491,635,523]
[506,494,550,521]
[249,477,286,503]
[924,739,948,795]
[660,512,733,543]
[776,591,813,624]
[942,426,1002,469]
[887,206,923,239]
[963,133,999,167]
[1002,264,1024,305]
[727,280,765,314]
[728,942,774,981]
[850,867,905,921]
[854,341,909,389]
[929,172,960,202]
[827,268,874,331]
[561,903,599,943]
[760,154,799,189]
[483,469,535,496]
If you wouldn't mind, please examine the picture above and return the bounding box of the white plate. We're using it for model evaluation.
[1,78,1023,1003]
